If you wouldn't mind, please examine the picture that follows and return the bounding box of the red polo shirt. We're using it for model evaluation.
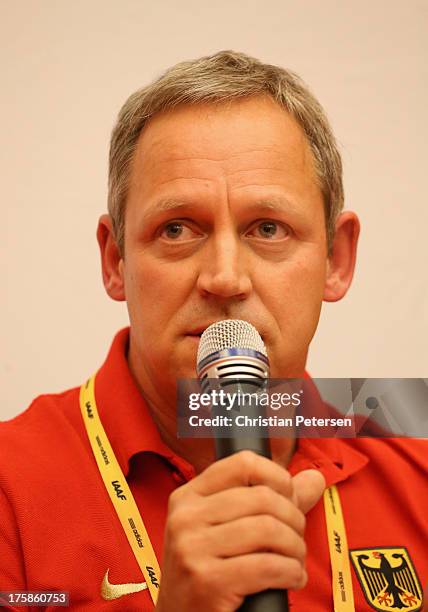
[0,329,427,610]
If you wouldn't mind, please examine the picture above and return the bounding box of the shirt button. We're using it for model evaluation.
[172,471,185,484]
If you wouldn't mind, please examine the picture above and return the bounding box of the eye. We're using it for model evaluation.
[160,221,201,241]
[247,220,289,240]
[163,222,184,239]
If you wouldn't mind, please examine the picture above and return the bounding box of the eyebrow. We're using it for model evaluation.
[141,194,301,222]
[243,196,306,221]
[247,197,296,212]
[140,199,192,222]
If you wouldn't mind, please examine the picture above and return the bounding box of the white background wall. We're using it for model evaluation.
[2,1,427,420]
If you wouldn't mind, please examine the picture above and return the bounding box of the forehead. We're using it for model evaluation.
[127,95,321,212]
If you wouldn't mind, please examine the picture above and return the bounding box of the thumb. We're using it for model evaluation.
[292,469,326,514]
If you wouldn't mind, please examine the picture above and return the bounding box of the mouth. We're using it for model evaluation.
[187,333,203,342]
[186,322,220,338]
[186,321,266,344]
[185,328,204,343]
[187,328,205,337]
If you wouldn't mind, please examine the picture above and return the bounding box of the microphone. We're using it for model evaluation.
[197,320,289,612]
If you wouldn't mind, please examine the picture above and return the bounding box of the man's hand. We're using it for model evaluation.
[156,450,326,612]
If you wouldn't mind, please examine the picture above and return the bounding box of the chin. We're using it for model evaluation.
[269,355,306,379]
[174,356,199,380]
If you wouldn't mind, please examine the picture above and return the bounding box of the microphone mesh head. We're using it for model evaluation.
[197,319,267,364]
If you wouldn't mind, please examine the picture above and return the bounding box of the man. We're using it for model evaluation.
[1,51,427,611]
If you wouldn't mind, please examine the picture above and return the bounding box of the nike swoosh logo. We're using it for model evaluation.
[101,568,148,600]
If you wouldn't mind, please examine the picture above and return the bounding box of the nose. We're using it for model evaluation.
[196,231,252,300]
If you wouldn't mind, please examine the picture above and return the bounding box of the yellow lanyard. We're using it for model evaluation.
[80,373,355,610]
[323,485,355,611]
[80,375,161,606]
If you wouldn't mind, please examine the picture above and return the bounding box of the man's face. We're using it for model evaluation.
[121,95,329,401]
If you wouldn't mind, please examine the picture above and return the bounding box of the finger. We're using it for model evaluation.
[202,485,305,535]
[207,515,306,562]
[292,469,326,514]
[190,450,293,498]
[218,553,307,595]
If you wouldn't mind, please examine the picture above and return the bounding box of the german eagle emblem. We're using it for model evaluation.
[350,547,422,611]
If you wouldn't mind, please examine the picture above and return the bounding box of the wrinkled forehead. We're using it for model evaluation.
[122,97,326,247]
[128,96,320,199]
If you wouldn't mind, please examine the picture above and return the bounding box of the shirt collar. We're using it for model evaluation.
[94,327,195,481]
[288,436,369,488]
[93,328,368,486]
[288,374,369,486]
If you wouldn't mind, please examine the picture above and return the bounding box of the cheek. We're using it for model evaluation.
[293,263,326,311]
[123,258,194,325]
[260,257,326,332]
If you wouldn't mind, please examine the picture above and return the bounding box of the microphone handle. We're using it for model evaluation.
[215,435,289,612]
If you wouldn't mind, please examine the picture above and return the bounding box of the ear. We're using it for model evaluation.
[323,211,360,302]
[96,214,126,301]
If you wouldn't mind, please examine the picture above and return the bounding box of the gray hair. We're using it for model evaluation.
[108,50,344,255]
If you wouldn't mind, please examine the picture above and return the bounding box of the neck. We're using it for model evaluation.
[147,405,298,474]
[127,343,297,474]
[141,391,297,474]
